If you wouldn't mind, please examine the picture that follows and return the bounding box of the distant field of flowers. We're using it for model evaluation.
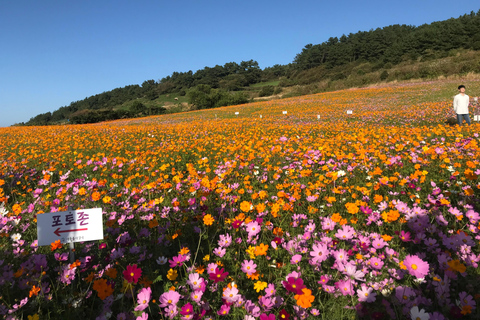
[1,79,480,319]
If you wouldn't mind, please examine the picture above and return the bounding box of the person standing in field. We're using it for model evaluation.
[453,84,471,126]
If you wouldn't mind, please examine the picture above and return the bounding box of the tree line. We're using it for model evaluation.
[20,10,480,126]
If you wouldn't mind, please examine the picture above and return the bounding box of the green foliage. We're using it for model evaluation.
[187,85,248,110]
[258,85,275,97]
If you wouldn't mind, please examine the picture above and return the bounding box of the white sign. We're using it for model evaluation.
[37,208,104,246]
[347,110,353,114]
[317,115,320,119]
[260,115,262,118]
[475,115,480,121]
[235,112,239,115]
[283,111,287,115]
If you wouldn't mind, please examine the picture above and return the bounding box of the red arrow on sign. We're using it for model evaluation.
[54,227,88,237]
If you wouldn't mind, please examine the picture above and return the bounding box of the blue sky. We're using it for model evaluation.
[1,0,479,127]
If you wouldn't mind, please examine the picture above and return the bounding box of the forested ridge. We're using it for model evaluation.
[22,10,480,126]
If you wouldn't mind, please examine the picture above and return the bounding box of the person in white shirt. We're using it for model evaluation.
[453,84,471,125]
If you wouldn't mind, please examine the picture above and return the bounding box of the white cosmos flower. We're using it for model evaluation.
[0,203,8,217]
[156,256,168,265]
[11,233,21,242]
[410,306,430,320]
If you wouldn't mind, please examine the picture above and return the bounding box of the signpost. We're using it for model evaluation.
[37,208,104,246]
[347,110,353,115]
[283,111,287,115]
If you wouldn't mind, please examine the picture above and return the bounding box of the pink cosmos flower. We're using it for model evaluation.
[222,286,240,303]
[310,243,329,264]
[335,225,355,240]
[371,238,387,249]
[217,304,231,316]
[159,290,181,308]
[357,285,376,303]
[368,257,384,270]
[336,278,354,296]
[218,233,233,247]
[169,255,187,268]
[399,230,412,242]
[404,254,429,279]
[136,312,148,320]
[213,247,226,258]
[291,254,302,264]
[187,273,204,290]
[241,260,257,275]
[191,290,203,304]
[134,287,152,311]
[245,221,261,237]
[264,283,276,297]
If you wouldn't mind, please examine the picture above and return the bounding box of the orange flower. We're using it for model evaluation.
[294,288,315,308]
[246,271,260,280]
[447,259,466,273]
[254,243,268,256]
[29,285,41,297]
[105,267,118,279]
[373,194,383,203]
[381,210,400,223]
[85,272,95,283]
[69,259,81,269]
[195,265,205,274]
[345,202,359,214]
[51,240,63,251]
[93,278,114,300]
[91,191,101,201]
[12,204,22,215]
[240,201,252,212]
[203,214,214,226]
[148,219,159,228]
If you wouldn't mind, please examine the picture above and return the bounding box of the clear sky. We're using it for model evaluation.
[1,0,479,127]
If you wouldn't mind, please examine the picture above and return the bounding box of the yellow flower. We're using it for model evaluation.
[203,255,210,262]
[246,246,256,259]
[254,281,267,292]
[167,268,178,281]
[28,315,39,320]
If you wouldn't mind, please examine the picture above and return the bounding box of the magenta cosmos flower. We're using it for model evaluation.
[282,276,305,294]
[209,267,229,283]
[123,264,142,283]
[403,254,429,278]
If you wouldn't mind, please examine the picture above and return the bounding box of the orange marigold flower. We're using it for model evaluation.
[240,201,252,212]
[345,203,359,214]
[91,191,101,201]
[294,288,315,308]
[12,204,22,215]
[381,210,400,223]
[373,194,383,203]
[255,243,269,256]
[203,214,214,226]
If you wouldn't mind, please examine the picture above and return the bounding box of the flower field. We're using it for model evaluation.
[2,79,480,319]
